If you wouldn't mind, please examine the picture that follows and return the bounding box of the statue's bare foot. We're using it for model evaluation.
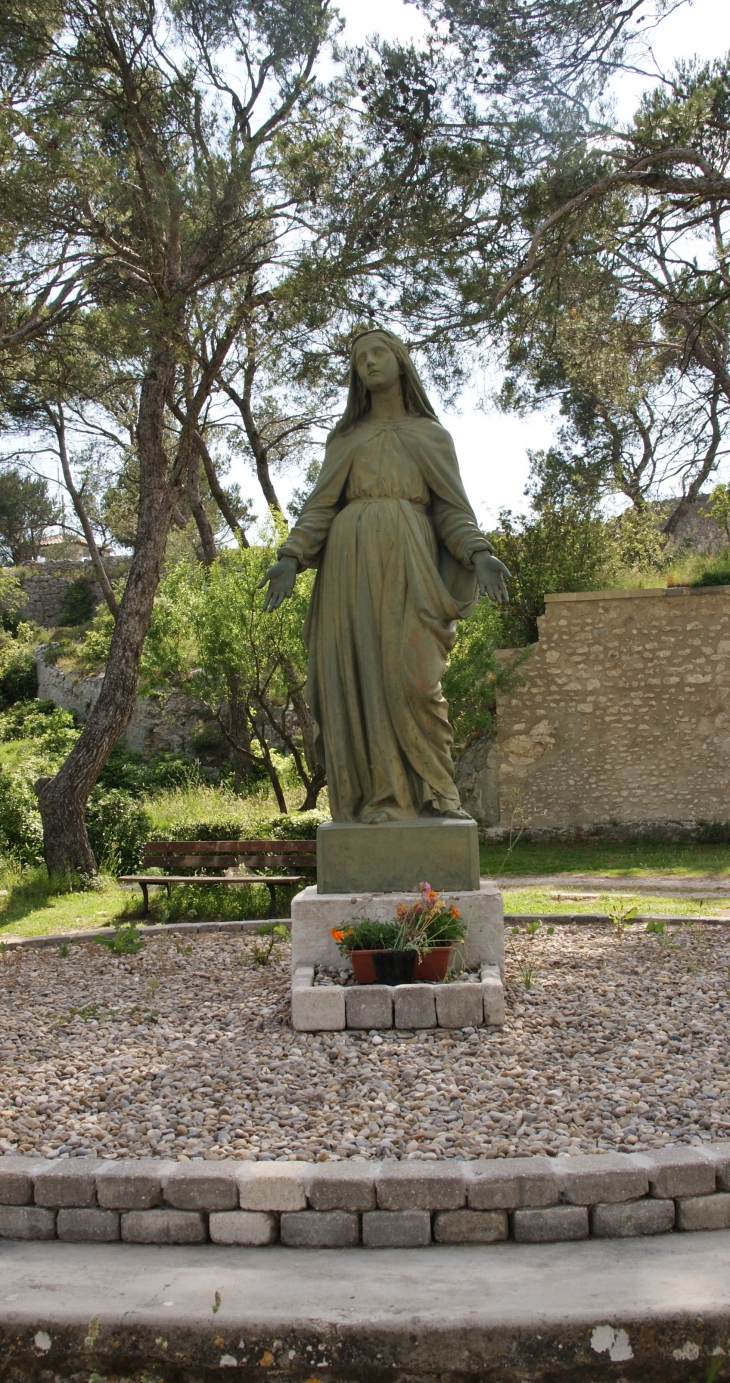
[367,809,391,824]
[441,807,473,820]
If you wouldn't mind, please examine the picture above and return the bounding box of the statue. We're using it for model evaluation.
[260,329,510,826]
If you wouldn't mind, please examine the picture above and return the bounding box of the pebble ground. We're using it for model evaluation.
[1,922,728,1162]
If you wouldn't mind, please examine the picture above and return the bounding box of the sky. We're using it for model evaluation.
[265,0,730,531]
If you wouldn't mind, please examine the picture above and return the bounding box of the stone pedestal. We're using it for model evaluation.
[290,881,504,978]
[316,818,479,894]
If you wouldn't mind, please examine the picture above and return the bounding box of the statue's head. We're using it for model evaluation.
[332,328,438,434]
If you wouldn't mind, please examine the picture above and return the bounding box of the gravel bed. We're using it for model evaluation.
[1,924,728,1162]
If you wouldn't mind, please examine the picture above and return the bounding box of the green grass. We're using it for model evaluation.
[0,867,132,939]
[503,885,730,916]
[480,840,730,878]
[0,864,300,940]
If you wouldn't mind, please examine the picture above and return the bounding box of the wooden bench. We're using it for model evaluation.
[118,839,317,919]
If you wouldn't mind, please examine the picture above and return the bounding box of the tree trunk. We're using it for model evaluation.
[187,450,218,565]
[48,403,120,619]
[36,349,183,874]
[227,671,255,791]
[195,430,250,547]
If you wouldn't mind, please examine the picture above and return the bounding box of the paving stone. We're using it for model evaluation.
[0,1156,49,1206]
[303,1163,377,1212]
[96,1159,172,1210]
[481,968,506,1026]
[33,1159,98,1208]
[699,1145,730,1191]
[393,985,437,1029]
[467,1157,559,1209]
[638,1147,716,1199]
[345,985,393,1030]
[237,1163,307,1212]
[291,983,345,1032]
[512,1205,589,1243]
[434,983,484,1029]
[57,1208,120,1243]
[209,1211,277,1245]
[163,1163,238,1211]
[433,1209,508,1244]
[292,965,315,989]
[362,1211,431,1247]
[376,1162,466,1210]
[676,1193,730,1232]
[120,1210,207,1244]
[279,1210,359,1247]
[591,1198,675,1238]
[554,1153,649,1205]
[0,1205,56,1240]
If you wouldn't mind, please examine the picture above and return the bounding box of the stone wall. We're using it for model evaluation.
[1,558,130,628]
[35,653,207,757]
[495,584,730,834]
[453,729,500,826]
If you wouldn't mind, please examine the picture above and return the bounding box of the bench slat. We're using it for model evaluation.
[145,839,316,854]
[118,874,304,885]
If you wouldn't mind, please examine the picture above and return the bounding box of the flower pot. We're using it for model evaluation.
[350,949,379,984]
[372,949,417,986]
[413,946,454,982]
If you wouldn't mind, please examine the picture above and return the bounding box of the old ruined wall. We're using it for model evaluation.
[1,558,130,627]
[495,585,730,832]
[34,654,208,757]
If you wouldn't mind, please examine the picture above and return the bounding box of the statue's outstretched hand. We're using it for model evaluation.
[473,550,511,605]
[258,556,298,611]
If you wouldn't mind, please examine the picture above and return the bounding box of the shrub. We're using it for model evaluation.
[267,810,328,840]
[85,789,151,873]
[690,569,730,588]
[59,577,96,626]
[0,765,44,864]
[96,744,200,797]
[0,638,38,707]
[0,701,79,757]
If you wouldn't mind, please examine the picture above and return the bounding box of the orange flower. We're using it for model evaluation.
[331,928,344,942]
[451,907,461,918]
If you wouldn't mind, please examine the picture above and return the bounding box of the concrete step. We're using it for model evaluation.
[2,1230,730,1380]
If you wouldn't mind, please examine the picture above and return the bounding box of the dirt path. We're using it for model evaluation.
[491,872,730,897]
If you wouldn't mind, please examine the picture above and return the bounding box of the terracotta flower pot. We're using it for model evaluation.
[350,949,379,984]
[413,946,454,982]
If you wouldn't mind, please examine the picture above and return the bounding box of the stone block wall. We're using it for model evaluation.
[2,1145,730,1248]
[1,558,130,628]
[495,585,730,833]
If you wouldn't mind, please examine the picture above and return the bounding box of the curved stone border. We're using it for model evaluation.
[2,1145,729,1248]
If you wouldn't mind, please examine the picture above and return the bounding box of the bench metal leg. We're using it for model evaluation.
[266,882,277,920]
[139,883,149,918]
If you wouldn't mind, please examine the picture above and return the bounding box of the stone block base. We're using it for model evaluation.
[291,882,504,975]
[316,818,480,893]
[291,965,506,1032]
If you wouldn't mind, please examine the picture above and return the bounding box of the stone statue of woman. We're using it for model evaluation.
[260,329,510,825]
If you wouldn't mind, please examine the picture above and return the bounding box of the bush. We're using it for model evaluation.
[96,744,200,797]
[690,569,730,588]
[85,789,151,873]
[59,577,96,626]
[0,638,38,707]
[0,700,79,757]
[0,765,44,864]
[267,810,328,840]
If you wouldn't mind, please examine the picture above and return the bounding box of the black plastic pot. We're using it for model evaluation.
[372,949,416,985]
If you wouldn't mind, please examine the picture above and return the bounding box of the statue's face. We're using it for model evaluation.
[354,334,401,394]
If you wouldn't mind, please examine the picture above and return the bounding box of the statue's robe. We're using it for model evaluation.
[279,416,491,822]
